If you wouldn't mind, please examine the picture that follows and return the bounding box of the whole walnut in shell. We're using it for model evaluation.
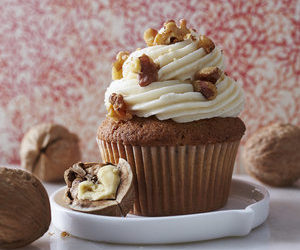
[20,123,81,182]
[243,123,300,186]
[0,167,51,249]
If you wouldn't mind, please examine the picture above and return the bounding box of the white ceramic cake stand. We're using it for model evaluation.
[50,178,269,244]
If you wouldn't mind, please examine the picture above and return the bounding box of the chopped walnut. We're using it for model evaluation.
[184,33,197,41]
[144,19,192,46]
[155,19,191,45]
[107,93,132,121]
[194,67,222,84]
[138,54,159,87]
[112,51,129,80]
[144,28,158,46]
[192,80,217,100]
[130,57,142,74]
[198,35,215,53]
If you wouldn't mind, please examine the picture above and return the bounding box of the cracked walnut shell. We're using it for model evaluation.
[0,168,51,249]
[20,123,81,182]
[64,159,134,216]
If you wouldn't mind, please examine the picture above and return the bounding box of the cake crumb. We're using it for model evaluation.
[61,231,70,238]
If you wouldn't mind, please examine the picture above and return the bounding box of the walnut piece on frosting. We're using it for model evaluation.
[144,19,192,46]
[144,28,158,46]
[112,51,129,80]
[198,35,215,53]
[137,54,159,87]
[193,66,223,100]
[107,93,132,121]
[194,67,222,84]
[143,19,215,54]
[192,80,217,100]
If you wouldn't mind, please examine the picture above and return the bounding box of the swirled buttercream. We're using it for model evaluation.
[105,34,244,123]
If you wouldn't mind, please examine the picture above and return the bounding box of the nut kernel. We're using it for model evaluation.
[107,93,132,121]
[198,35,215,53]
[153,19,191,45]
[138,54,159,87]
[194,67,222,84]
[112,51,129,80]
[193,80,217,100]
[144,28,158,46]
[131,57,142,74]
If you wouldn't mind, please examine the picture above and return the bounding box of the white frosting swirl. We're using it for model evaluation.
[105,37,244,123]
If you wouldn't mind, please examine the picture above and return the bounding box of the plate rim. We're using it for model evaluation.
[50,178,269,222]
[50,178,270,244]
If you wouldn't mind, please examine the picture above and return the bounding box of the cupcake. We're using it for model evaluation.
[97,20,245,216]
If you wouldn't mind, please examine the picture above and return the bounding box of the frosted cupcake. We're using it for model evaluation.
[97,20,245,216]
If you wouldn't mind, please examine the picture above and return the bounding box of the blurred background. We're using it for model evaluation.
[0,0,299,173]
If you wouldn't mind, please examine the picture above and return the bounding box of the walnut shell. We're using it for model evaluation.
[243,123,300,186]
[20,123,81,182]
[0,167,51,249]
[64,158,134,216]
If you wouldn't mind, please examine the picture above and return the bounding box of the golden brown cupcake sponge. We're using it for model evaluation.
[243,123,300,186]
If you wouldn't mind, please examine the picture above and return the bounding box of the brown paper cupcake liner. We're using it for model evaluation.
[97,139,240,216]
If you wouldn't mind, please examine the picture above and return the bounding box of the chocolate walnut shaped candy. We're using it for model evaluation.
[64,158,134,216]
[20,123,81,182]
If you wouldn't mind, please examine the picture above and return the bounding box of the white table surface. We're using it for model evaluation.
[16,175,300,250]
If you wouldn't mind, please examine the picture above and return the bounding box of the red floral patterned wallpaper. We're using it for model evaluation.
[0,0,299,172]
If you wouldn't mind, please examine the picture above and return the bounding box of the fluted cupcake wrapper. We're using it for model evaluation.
[97,139,240,216]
